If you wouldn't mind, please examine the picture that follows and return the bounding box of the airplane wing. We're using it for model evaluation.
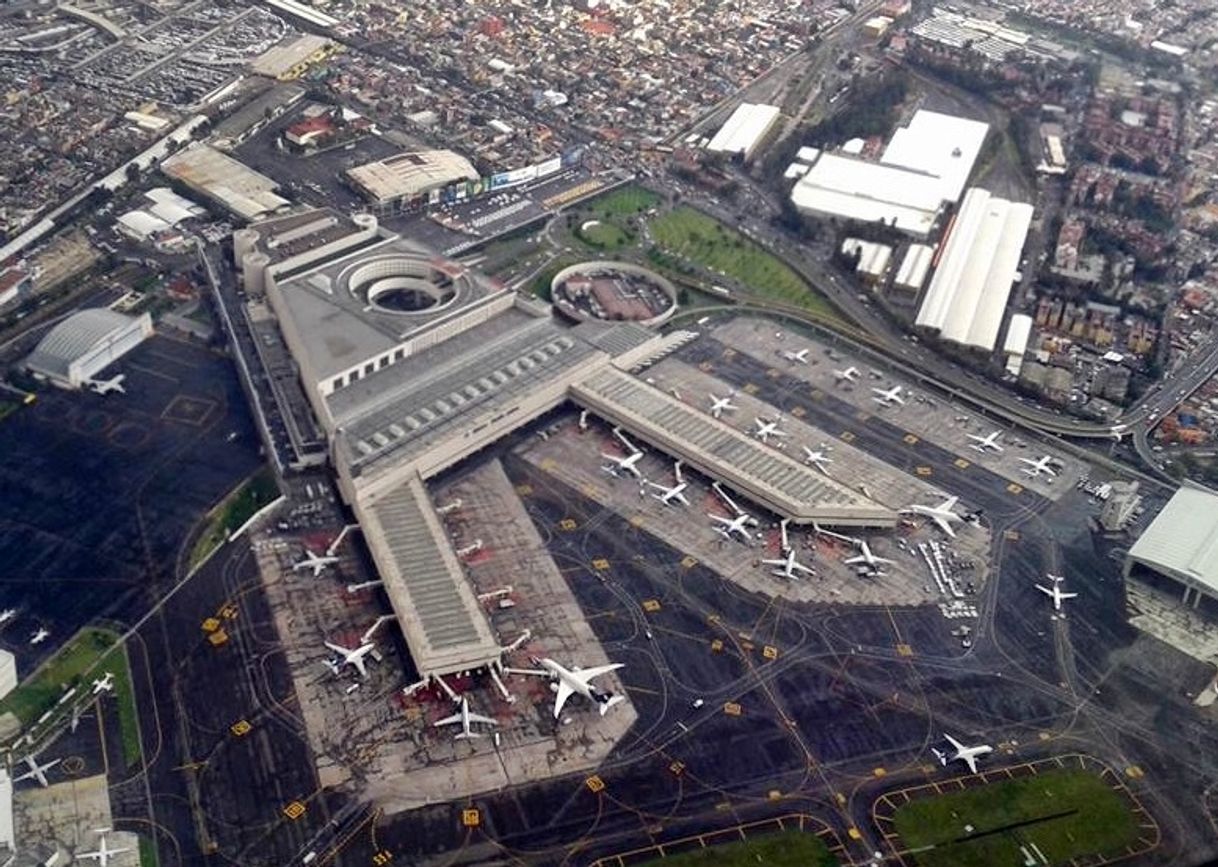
[350,655,369,678]
[933,515,957,537]
[552,680,575,718]
[943,733,965,752]
[323,641,349,657]
[1034,584,1051,596]
[674,492,690,506]
[760,558,785,567]
[433,712,463,727]
[791,562,815,575]
[466,711,498,727]
[940,496,959,511]
[1060,592,1079,600]
[575,662,624,682]
[963,754,979,774]
[842,555,864,566]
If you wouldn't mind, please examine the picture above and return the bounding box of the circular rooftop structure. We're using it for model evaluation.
[551,261,677,327]
[344,254,467,316]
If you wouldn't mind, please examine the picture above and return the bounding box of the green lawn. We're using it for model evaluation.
[586,184,661,219]
[639,830,836,866]
[108,643,143,768]
[648,207,837,318]
[189,467,279,569]
[893,769,1140,867]
[576,219,632,251]
[139,835,159,867]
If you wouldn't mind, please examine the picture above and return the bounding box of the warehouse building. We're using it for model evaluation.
[346,150,479,206]
[895,243,934,292]
[706,102,781,161]
[1125,483,1218,617]
[840,238,893,283]
[914,187,1034,352]
[25,308,152,388]
[161,144,290,220]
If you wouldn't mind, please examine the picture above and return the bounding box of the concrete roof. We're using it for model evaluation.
[571,366,897,527]
[26,308,143,378]
[1128,483,1218,595]
[881,109,990,204]
[357,475,500,677]
[346,150,478,203]
[706,103,780,157]
[790,152,947,237]
[161,144,289,219]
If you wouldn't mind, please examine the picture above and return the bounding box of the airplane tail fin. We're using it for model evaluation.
[598,694,626,716]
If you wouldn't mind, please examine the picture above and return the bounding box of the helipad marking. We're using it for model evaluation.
[915,466,933,477]
[903,433,919,445]
[585,775,606,793]
[1007,482,1024,495]
[462,808,481,827]
[954,457,971,469]
[283,801,306,820]
[840,431,856,443]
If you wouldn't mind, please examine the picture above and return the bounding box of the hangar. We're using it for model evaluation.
[242,209,896,679]
[25,308,152,388]
[1125,483,1218,617]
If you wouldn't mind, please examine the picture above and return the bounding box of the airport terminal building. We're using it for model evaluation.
[240,208,897,678]
[1125,482,1218,617]
[25,308,152,388]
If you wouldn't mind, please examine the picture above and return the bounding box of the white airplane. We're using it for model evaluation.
[902,496,963,537]
[933,733,993,774]
[29,627,49,645]
[434,696,497,740]
[1036,574,1077,611]
[512,657,625,717]
[708,392,738,419]
[802,446,832,474]
[0,609,15,626]
[709,512,754,543]
[834,366,860,383]
[601,449,644,479]
[844,539,893,570]
[1020,455,1058,479]
[77,829,131,866]
[324,640,377,679]
[752,417,790,443]
[968,431,1004,453]
[871,385,905,406]
[781,348,810,364]
[293,550,340,577]
[762,548,815,580]
[86,374,125,395]
[91,672,115,695]
[647,461,689,506]
[14,754,60,788]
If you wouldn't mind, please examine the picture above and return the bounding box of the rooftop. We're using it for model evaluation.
[346,150,479,204]
[161,144,289,219]
[1128,483,1218,595]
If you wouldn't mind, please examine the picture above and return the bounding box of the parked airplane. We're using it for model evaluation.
[510,657,625,717]
[293,549,340,577]
[781,348,810,364]
[91,672,114,695]
[1036,574,1077,611]
[14,754,60,788]
[802,446,832,474]
[434,696,498,740]
[708,392,738,419]
[1020,455,1058,479]
[86,374,125,395]
[324,639,377,679]
[709,513,754,543]
[762,548,815,580]
[0,609,15,626]
[601,449,644,479]
[968,431,1004,453]
[932,733,993,774]
[901,496,964,537]
[29,627,49,645]
[844,539,893,570]
[834,366,860,383]
[77,829,131,866]
[647,461,689,506]
[871,385,905,407]
[752,417,789,443]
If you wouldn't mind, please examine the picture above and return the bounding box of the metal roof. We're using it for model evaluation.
[1128,484,1218,595]
[571,367,897,527]
[26,309,143,379]
[357,475,500,677]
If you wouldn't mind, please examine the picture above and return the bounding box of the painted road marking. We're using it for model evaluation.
[515,484,533,496]
[642,599,661,613]
[681,555,698,568]
[230,720,252,737]
[791,406,806,418]
[762,645,779,660]
[710,639,724,653]
[915,466,933,477]
[1005,529,1021,541]
[840,431,856,443]
[954,457,971,469]
[462,809,481,827]
[724,702,742,716]
[283,801,306,820]
[743,383,759,395]
[558,518,577,531]
[585,776,606,793]
[592,558,610,571]
[903,433,919,445]
[1007,483,1024,495]
[896,643,913,657]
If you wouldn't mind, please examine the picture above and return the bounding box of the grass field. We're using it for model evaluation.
[189,467,279,569]
[638,830,836,866]
[0,626,142,765]
[139,834,159,867]
[893,769,1139,867]
[586,184,660,219]
[648,206,837,318]
[576,219,633,251]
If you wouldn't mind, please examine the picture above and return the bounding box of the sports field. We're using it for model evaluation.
[586,185,660,219]
[638,829,836,866]
[892,769,1139,867]
[648,206,837,318]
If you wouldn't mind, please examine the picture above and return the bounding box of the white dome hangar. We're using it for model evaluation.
[25,308,152,388]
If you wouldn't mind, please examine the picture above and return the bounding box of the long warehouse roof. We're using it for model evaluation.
[1128,483,1218,596]
[571,367,897,527]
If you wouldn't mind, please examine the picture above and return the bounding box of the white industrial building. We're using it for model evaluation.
[706,102,781,161]
[1002,312,1034,375]
[25,308,153,388]
[161,144,290,220]
[840,238,893,282]
[895,244,934,292]
[346,150,478,205]
[790,110,989,239]
[914,187,1034,351]
[1125,483,1218,617]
